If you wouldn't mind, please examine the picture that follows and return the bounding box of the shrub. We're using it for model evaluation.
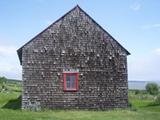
[0,77,7,92]
[155,95,160,105]
[135,90,140,95]
[145,83,159,95]
[0,76,7,84]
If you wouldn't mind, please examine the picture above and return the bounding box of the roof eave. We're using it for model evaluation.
[17,48,22,65]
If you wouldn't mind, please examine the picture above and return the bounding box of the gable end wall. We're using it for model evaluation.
[21,7,128,110]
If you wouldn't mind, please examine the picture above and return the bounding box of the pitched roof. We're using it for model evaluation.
[17,5,130,65]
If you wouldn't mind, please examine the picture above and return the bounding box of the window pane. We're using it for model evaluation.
[66,75,70,88]
[66,74,76,89]
[70,75,76,88]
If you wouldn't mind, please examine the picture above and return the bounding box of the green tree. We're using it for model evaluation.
[145,83,159,95]
[0,77,7,84]
[0,77,7,92]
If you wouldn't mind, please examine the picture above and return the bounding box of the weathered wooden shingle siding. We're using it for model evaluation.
[21,6,129,110]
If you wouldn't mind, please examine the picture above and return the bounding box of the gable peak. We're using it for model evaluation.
[72,4,83,11]
[75,4,81,9]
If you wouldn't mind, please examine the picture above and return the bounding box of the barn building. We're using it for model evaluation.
[17,5,130,110]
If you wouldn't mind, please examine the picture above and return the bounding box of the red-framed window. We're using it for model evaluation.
[63,72,78,91]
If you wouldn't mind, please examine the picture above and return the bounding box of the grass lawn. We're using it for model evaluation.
[0,81,160,120]
[0,108,160,120]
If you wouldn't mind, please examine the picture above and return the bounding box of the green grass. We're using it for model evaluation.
[0,92,20,107]
[0,81,160,120]
[0,107,160,120]
[0,106,159,120]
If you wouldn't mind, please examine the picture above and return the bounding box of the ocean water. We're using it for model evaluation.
[128,81,160,90]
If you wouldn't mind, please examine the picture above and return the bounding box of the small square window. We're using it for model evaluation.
[63,73,78,91]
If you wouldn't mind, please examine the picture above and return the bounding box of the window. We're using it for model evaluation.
[63,72,78,91]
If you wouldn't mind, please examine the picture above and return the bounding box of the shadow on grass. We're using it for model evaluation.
[146,103,160,107]
[2,95,21,110]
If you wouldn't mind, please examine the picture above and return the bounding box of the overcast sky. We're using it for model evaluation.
[0,0,160,81]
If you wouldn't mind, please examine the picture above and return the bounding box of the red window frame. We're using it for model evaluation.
[63,72,78,92]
